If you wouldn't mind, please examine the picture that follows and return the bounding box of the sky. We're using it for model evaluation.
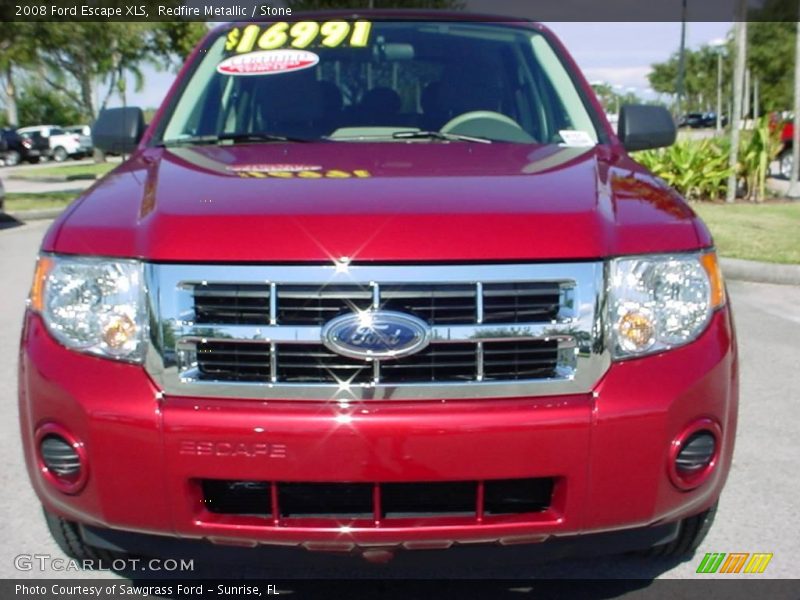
[121,21,732,109]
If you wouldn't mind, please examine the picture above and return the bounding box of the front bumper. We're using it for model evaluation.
[19,307,737,550]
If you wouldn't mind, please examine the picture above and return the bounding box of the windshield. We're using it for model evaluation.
[159,20,600,145]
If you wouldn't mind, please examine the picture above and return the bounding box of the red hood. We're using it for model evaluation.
[43,143,707,262]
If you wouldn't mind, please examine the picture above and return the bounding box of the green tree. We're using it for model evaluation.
[649,44,732,114]
[0,22,37,126]
[150,22,210,62]
[590,83,646,113]
[650,18,795,115]
[29,22,207,121]
[17,81,83,127]
[747,22,794,112]
[32,23,148,120]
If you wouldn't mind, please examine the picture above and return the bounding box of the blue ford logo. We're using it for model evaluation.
[321,311,431,360]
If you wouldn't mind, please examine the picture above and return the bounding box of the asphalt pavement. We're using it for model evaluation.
[0,219,798,583]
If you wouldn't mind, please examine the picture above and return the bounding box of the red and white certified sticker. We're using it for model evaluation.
[217,49,320,76]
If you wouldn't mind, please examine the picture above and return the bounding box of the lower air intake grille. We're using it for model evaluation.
[200,478,554,522]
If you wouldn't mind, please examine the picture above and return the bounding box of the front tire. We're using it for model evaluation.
[52,146,68,162]
[642,501,718,558]
[4,150,20,166]
[42,507,127,566]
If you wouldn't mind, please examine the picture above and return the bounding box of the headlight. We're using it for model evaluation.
[29,255,147,362]
[608,252,725,358]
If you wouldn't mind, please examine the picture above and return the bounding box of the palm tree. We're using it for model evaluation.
[0,23,36,127]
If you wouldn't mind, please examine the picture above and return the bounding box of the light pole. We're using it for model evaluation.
[726,14,747,203]
[753,77,759,120]
[676,0,688,117]
[788,14,800,198]
[710,38,726,134]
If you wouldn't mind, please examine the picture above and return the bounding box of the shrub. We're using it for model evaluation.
[737,117,782,202]
[635,138,731,201]
[633,117,782,202]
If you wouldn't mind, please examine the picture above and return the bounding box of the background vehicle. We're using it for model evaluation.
[0,128,48,165]
[678,112,726,129]
[678,113,705,128]
[0,175,5,212]
[17,125,86,162]
[776,119,794,178]
[65,125,93,156]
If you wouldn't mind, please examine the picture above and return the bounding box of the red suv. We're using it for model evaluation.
[20,14,737,566]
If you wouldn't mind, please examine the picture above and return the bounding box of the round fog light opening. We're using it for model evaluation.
[41,435,81,478]
[35,425,88,494]
[676,431,716,475]
[669,421,721,490]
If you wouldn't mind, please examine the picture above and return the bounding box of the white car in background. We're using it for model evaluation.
[64,125,93,156]
[17,125,86,162]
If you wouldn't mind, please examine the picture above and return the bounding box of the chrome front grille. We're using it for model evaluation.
[277,284,372,325]
[380,284,479,324]
[195,340,560,385]
[144,262,608,400]
[192,282,562,327]
[193,284,272,324]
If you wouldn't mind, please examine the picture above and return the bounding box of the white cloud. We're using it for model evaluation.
[582,66,654,91]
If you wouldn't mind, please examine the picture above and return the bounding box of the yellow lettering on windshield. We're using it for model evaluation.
[226,21,372,53]
[236,169,372,180]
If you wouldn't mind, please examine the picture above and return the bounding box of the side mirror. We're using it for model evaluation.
[617,105,676,152]
[92,107,145,154]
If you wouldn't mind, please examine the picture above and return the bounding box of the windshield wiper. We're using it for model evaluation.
[217,132,314,144]
[392,130,493,144]
[157,132,313,147]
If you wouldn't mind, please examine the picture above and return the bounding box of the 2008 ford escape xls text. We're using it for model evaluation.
[19,13,738,565]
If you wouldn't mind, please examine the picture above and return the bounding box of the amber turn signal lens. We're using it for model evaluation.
[29,256,53,313]
[700,252,725,308]
[102,314,137,350]
[617,310,656,352]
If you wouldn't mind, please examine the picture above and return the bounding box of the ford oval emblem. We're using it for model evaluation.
[321,311,431,360]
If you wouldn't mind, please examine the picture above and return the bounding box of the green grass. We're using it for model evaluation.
[3,192,77,212]
[692,202,800,264]
[10,162,114,180]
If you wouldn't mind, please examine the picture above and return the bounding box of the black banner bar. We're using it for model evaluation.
[1,0,798,23]
[3,579,800,600]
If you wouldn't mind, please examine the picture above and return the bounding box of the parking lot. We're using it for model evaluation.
[0,219,798,582]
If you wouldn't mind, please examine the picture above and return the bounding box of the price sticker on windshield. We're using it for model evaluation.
[226,21,373,54]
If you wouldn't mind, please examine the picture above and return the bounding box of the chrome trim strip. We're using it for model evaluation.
[269,282,277,326]
[371,282,380,309]
[174,323,578,346]
[144,262,608,401]
[475,281,484,325]
[476,342,484,382]
[269,342,277,383]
